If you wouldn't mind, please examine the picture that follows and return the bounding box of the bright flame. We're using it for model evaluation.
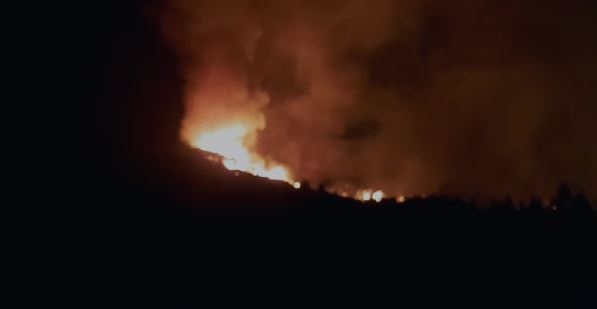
[361,191,372,201]
[192,123,300,186]
[355,189,384,203]
[372,190,384,202]
[191,123,390,203]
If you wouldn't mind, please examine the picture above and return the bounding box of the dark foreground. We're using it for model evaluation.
[9,144,597,307]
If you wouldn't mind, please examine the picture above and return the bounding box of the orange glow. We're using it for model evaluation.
[190,123,391,203]
[191,123,300,187]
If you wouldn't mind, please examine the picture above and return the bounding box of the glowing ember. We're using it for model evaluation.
[354,189,384,203]
[192,123,299,186]
[372,190,384,202]
[361,191,372,201]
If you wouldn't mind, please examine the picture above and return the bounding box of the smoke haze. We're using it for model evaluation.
[161,0,597,200]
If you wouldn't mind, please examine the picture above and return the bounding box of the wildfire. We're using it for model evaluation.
[356,189,385,203]
[192,123,300,186]
[190,122,387,203]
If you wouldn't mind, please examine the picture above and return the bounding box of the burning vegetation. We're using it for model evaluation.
[162,0,597,202]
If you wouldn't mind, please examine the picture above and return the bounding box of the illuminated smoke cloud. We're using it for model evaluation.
[161,0,597,201]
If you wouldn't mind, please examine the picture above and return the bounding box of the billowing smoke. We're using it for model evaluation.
[161,0,597,200]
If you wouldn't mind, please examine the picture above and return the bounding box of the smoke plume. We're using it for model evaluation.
[161,0,597,200]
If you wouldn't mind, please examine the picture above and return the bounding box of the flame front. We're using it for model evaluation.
[190,123,387,203]
[192,123,299,185]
